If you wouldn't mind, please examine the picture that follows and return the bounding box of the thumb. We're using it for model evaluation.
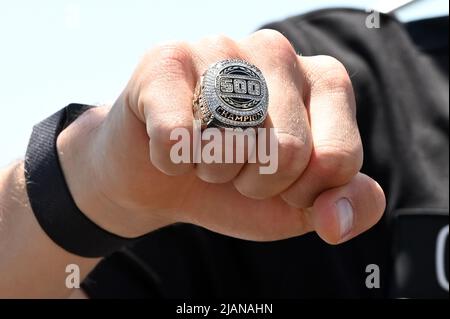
[311,173,386,245]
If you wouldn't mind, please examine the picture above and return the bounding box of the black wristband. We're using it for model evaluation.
[24,104,139,258]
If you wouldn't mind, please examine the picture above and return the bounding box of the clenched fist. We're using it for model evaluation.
[57,30,385,245]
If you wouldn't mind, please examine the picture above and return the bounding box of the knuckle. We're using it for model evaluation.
[312,56,353,93]
[252,29,297,64]
[253,29,290,47]
[314,55,347,74]
[312,144,363,184]
[233,181,266,200]
[203,34,238,53]
[152,42,193,79]
[138,94,193,150]
[151,120,192,150]
[197,166,236,184]
[276,133,311,175]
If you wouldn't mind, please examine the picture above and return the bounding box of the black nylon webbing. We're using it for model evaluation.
[24,104,138,257]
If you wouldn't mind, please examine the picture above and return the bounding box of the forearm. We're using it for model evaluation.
[0,104,168,298]
[0,159,99,298]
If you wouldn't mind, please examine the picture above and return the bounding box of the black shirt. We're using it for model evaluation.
[82,9,449,299]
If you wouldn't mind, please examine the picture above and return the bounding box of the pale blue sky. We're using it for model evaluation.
[0,0,448,167]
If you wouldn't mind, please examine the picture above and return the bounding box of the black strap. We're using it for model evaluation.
[24,104,139,258]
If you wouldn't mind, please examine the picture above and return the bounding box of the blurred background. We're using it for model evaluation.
[0,0,448,167]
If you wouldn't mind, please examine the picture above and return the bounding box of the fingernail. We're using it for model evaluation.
[336,198,354,239]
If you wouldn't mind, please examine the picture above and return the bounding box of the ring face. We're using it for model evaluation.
[194,59,269,128]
